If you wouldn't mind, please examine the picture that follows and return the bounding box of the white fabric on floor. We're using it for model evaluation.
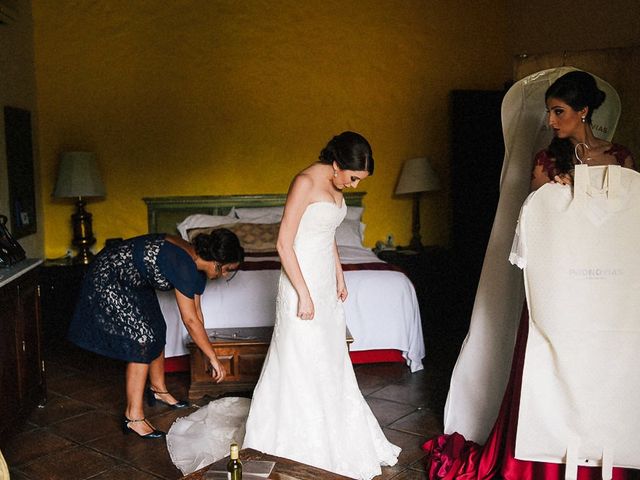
[443,67,622,443]
[512,165,640,475]
[166,397,251,475]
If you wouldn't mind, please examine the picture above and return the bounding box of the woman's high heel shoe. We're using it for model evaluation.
[145,386,190,409]
[121,416,165,439]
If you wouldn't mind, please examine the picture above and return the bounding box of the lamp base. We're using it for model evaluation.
[409,193,424,252]
[408,236,423,252]
[72,248,95,265]
[71,198,96,265]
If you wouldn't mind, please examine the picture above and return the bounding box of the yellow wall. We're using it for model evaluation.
[33,1,510,257]
[507,0,640,57]
[0,0,42,258]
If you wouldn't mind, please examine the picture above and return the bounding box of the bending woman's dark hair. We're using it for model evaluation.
[318,131,374,175]
[545,71,606,174]
[193,228,244,264]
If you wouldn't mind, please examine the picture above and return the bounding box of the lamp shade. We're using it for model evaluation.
[395,157,441,195]
[53,152,106,198]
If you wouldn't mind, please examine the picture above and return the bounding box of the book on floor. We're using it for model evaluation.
[206,460,276,479]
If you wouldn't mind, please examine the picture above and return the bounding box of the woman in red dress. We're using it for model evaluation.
[423,71,636,479]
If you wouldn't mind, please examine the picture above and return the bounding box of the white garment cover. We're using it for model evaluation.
[443,67,622,443]
[242,200,400,479]
[511,165,640,478]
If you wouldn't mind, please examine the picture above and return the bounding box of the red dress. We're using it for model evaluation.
[422,145,638,480]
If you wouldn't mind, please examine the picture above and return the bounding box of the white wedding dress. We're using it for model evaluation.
[243,199,400,479]
[166,199,400,478]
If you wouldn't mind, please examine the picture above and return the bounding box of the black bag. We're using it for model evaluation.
[0,214,26,267]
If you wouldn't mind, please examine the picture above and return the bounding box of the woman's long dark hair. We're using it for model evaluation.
[545,71,606,174]
[193,228,244,264]
[318,131,374,175]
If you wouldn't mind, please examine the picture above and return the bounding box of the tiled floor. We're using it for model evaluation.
[4,324,462,480]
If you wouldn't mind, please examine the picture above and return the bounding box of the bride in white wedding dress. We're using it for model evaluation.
[242,131,400,479]
[166,132,399,478]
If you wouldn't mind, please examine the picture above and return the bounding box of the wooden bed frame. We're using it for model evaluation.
[143,192,365,234]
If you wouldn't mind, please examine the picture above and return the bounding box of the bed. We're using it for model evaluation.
[145,193,425,373]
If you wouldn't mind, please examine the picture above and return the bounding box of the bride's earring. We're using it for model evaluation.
[581,116,586,123]
[333,170,338,178]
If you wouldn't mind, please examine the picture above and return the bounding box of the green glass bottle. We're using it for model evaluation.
[226,442,242,480]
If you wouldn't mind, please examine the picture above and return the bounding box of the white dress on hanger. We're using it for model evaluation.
[443,67,622,443]
[242,199,400,479]
[511,165,640,478]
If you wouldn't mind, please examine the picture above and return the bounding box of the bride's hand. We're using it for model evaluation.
[553,173,573,185]
[207,356,226,383]
[298,295,314,320]
[337,280,348,302]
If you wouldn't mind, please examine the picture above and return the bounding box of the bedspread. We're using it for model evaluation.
[157,246,425,372]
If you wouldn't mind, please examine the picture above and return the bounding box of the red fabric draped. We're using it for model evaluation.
[422,308,637,479]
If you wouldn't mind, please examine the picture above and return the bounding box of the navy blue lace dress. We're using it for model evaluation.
[67,234,206,363]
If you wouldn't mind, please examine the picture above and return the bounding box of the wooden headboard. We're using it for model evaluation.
[143,192,366,234]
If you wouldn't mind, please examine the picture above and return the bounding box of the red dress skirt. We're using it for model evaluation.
[422,308,639,480]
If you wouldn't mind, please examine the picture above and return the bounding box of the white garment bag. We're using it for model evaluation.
[512,165,640,479]
[444,67,622,443]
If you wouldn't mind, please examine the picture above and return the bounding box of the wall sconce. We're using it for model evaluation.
[395,157,441,252]
[53,152,106,264]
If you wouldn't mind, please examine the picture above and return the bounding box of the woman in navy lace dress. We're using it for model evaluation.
[68,230,244,438]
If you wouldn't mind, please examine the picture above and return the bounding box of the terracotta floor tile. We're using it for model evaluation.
[27,395,94,427]
[389,467,429,479]
[366,397,418,427]
[125,442,183,480]
[68,383,127,416]
[6,468,32,479]
[49,410,121,444]
[356,370,391,396]
[409,457,430,474]
[375,464,409,479]
[382,428,429,467]
[86,430,156,464]
[369,370,433,408]
[19,444,118,480]
[47,371,103,396]
[387,408,442,438]
[43,359,79,382]
[90,463,165,479]
[4,428,75,466]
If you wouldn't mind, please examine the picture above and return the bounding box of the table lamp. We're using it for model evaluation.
[53,152,106,264]
[395,157,441,251]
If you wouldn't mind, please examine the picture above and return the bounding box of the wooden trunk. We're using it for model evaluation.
[187,326,352,399]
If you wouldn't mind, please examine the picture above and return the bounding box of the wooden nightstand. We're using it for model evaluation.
[39,258,89,351]
[376,246,452,333]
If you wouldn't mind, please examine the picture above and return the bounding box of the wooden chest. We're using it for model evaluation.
[187,326,353,399]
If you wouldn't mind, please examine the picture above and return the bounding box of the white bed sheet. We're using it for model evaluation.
[157,246,425,372]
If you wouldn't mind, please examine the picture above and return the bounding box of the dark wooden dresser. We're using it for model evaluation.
[0,259,45,447]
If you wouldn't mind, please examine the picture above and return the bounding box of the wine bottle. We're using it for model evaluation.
[226,442,242,480]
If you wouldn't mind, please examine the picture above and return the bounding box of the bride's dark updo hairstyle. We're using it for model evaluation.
[318,131,375,175]
[193,228,244,265]
[545,70,607,174]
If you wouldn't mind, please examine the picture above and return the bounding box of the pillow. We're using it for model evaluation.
[188,222,280,253]
[335,218,366,248]
[176,210,237,240]
[234,206,284,224]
